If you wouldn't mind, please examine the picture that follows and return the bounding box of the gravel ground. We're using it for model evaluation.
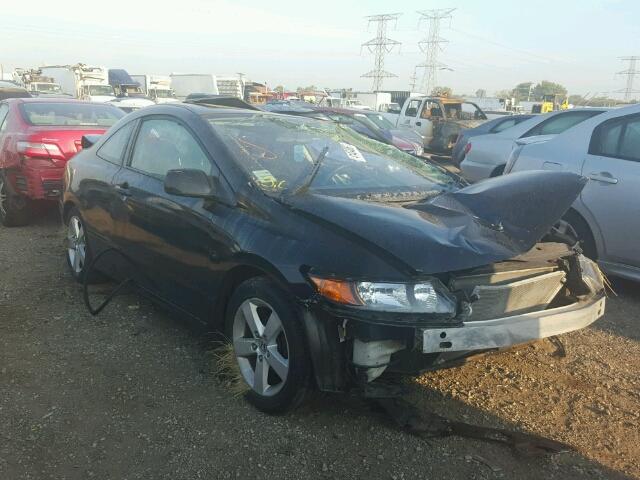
[1,208,638,480]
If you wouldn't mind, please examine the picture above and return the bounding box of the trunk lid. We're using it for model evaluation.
[25,126,108,163]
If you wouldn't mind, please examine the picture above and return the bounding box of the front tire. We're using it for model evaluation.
[0,172,30,227]
[226,277,311,414]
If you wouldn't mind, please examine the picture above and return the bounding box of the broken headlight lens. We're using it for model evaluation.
[579,255,605,293]
[355,281,456,314]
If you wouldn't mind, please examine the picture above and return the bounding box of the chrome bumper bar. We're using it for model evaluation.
[422,295,605,353]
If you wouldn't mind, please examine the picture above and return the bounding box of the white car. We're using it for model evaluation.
[461,109,608,182]
[505,103,640,282]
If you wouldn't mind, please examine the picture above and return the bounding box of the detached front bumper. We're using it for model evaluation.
[422,294,605,353]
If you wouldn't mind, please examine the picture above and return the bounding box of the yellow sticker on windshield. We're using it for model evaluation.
[252,169,285,189]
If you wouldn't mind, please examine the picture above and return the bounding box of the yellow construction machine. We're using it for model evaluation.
[532,94,569,113]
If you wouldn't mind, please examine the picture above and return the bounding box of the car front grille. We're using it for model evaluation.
[460,270,567,321]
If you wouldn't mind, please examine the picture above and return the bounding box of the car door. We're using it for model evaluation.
[399,98,430,141]
[576,114,638,267]
[83,120,138,253]
[111,115,229,320]
[580,113,640,268]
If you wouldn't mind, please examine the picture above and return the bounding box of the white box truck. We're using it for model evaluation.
[354,92,394,112]
[40,64,115,102]
[131,74,178,103]
[170,74,219,100]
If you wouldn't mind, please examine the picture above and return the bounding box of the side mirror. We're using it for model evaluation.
[164,169,215,198]
[81,134,102,149]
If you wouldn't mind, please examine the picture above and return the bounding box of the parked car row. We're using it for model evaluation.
[262,101,424,156]
[460,108,607,181]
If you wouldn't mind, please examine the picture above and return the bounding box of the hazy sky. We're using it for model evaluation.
[2,0,638,97]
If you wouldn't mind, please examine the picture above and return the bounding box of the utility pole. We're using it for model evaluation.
[416,8,455,95]
[616,56,640,101]
[361,13,402,92]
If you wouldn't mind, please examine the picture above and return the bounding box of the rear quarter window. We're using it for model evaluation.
[523,111,602,137]
[96,121,136,164]
[590,114,640,161]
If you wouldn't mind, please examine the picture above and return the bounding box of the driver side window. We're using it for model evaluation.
[405,99,422,118]
[129,118,211,178]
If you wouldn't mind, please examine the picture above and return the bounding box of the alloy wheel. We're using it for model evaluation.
[232,298,290,397]
[67,216,87,275]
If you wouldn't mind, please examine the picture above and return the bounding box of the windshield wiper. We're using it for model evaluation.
[290,146,329,196]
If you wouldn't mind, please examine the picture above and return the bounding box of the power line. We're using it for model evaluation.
[360,13,402,91]
[416,8,455,95]
[616,56,640,101]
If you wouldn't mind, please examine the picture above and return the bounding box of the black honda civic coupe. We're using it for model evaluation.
[62,103,605,413]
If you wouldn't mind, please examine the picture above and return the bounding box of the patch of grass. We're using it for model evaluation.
[210,341,250,397]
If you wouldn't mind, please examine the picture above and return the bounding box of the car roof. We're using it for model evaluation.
[124,102,277,119]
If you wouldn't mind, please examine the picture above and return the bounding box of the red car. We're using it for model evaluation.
[0,98,124,226]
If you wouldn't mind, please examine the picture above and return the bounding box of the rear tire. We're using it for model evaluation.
[225,277,311,414]
[0,172,30,227]
[64,207,99,283]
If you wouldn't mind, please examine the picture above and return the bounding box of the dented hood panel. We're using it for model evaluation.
[284,171,587,275]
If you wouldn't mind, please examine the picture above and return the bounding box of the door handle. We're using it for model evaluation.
[114,182,132,196]
[415,121,422,126]
[588,172,618,184]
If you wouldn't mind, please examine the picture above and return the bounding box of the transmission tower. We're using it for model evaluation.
[616,56,640,101]
[409,67,418,92]
[361,13,402,91]
[416,8,455,95]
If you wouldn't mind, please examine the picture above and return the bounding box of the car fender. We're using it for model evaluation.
[571,196,605,260]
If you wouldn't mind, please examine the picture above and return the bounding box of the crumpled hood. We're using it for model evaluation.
[284,171,587,275]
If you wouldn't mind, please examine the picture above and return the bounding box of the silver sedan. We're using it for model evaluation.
[505,103,640,282]
[461,108,607,182]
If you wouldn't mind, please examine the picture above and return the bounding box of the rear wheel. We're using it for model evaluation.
[226,277,311,414]
[65,207,98,283]
[0,172,30,227]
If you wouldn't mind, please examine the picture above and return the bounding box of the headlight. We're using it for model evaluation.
[579,255,604,293]
[309,276,456,314]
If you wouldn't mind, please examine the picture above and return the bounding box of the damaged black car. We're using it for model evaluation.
[62,103,606,413]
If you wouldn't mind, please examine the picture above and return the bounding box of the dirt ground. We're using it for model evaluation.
[1,208,639,480]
